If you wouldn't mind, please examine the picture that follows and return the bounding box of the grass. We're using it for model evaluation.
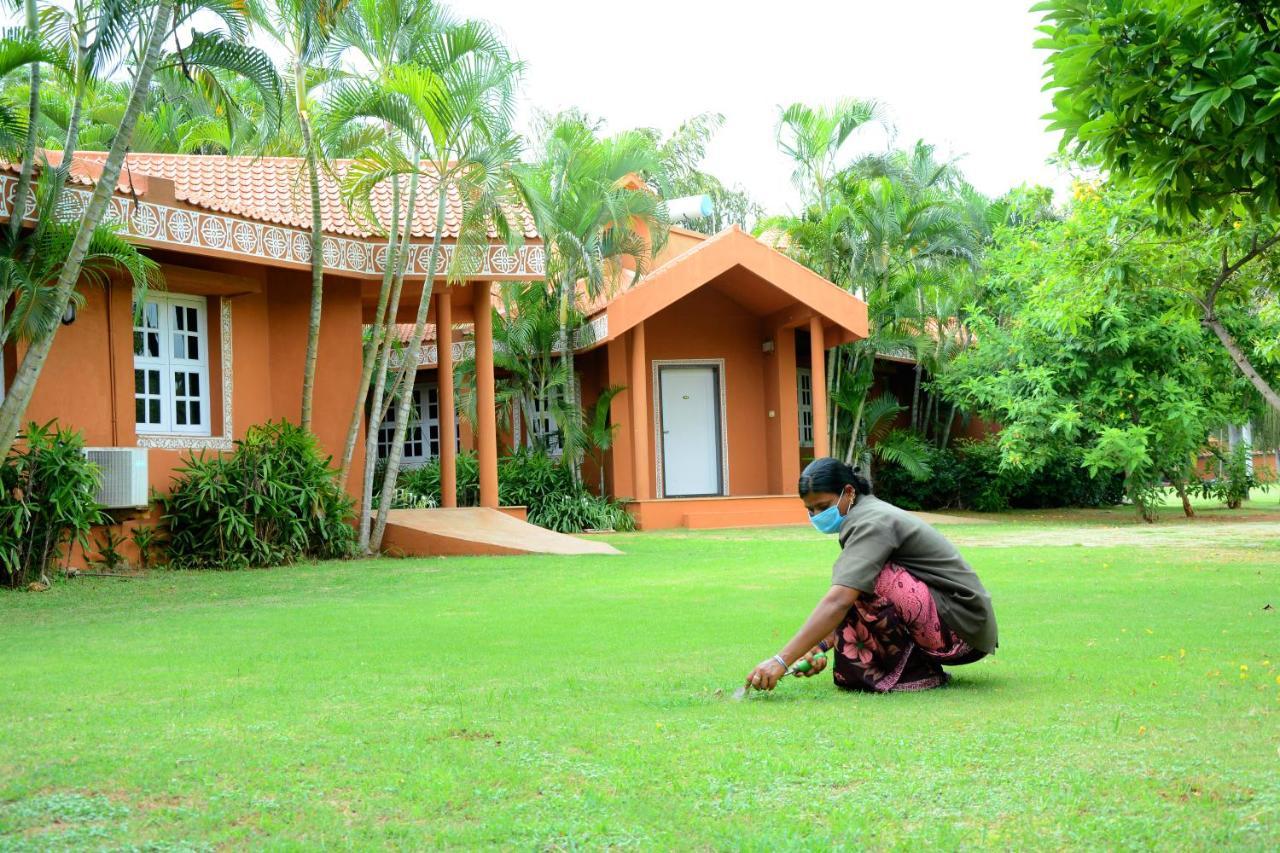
[1,511,1278,849]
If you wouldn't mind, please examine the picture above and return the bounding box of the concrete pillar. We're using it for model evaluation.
[629,322,651,500]
[776,328,801,491]
[436,288,457,508]
[809,316,829,458]
[473,282,499,508]
[606,336,634,498]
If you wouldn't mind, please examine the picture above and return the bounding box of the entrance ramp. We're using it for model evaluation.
[382,508,621,557]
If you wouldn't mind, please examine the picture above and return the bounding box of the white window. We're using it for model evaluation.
[528,394,563,455]
[377,383,456,465]
[797,367,813,446]
[134,294,211,436]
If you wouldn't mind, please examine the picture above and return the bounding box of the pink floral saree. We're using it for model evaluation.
[833,562,986,693]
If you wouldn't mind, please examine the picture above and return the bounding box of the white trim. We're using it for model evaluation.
[651,358,729,499]
[136,298,233,452]
[0,174,545,280]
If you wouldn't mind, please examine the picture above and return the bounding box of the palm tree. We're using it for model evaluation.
[777,99,884,221]
[0,0,281,458]
[513,114,667,482]
[247,0,351,432]
[324,0,509,491]
[324,18,522,552]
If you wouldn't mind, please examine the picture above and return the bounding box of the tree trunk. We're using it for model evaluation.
[1203,315,1280,414]
[557,275,580,483]
[8,0,40,245]
[1176,481,1195,518]
[337,176,400,491]
[941,403,958,449]
[370,189,447,553]
[910,362,922,433]
[828,344,843,457]
[0,0,174,458]
[298,91,324,432]
[844,394,866,465]
[359,169,420,551]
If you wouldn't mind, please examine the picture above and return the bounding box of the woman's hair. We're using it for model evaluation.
[797,457,872,497]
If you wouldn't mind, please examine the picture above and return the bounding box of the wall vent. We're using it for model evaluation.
[83,447,149,509]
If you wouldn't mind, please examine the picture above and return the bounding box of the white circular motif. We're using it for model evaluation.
[490,247,518,275]
[233,221,259,254]
[434,245,450,274]
[373,245,388,270]
[292,232,312,263]
[101,199,125,227]
[168,210,194,243]
[132,204,161,238]
[344,241,367,270]
[322,238,340,268]
[526,246,547,276]
[200,216,229,248]
[263,227,287,259]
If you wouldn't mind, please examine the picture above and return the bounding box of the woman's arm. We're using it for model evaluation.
[744,585,860,691]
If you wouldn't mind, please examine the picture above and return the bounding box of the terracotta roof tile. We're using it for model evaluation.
[6,151,538,241]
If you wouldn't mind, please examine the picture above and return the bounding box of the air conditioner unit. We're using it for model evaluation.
[84,447,149,509]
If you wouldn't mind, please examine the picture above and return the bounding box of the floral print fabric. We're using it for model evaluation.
[833,562,985,693]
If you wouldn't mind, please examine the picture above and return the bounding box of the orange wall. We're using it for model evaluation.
[21,257,367,562]
[636,286,773,497]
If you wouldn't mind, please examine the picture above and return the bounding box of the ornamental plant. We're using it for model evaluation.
[161,421,355,570]
[0,421,105,587]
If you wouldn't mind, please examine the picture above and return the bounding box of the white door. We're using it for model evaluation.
[659,365,723,497]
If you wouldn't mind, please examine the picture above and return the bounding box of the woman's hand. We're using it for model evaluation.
[795,647,829,678]
[744,658,787,692]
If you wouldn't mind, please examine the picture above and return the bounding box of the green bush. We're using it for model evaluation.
[1197,444,1272,509]
[161,421,355,570]
[390,448,635,533]
[0,421,106,587]
[875,436,1125,512]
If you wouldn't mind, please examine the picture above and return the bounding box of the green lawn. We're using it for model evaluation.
[2,514,1278,849]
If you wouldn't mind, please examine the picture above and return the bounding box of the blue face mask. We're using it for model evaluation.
[809,490,851,534]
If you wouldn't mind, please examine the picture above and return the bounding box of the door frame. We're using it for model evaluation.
[652,358,730,498]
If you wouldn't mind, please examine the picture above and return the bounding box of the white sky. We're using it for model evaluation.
[449,0,1069,216]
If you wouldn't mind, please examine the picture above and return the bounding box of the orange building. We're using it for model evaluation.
[2,153,871,545]
[401,225,870,530]
[0,153,541,526]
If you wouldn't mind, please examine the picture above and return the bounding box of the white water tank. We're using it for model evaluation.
[666,194,714,223]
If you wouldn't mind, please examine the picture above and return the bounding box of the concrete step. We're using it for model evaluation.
[382,507,621,557]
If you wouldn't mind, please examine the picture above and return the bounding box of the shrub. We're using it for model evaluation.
[161,421,355,570]
[1197,443,1272,509]
[875,436,1125,512]
[0,421,106,587]
[391,448,635,533]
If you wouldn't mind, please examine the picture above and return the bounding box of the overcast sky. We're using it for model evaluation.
[449,0,1068,216]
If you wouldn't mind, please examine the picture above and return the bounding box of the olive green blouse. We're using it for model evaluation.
[832,494,998,654]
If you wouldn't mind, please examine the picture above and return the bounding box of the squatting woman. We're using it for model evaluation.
[745,457,997,694]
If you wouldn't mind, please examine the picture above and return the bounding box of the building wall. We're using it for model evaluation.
[639,287,773,497]
[18,256,367,563]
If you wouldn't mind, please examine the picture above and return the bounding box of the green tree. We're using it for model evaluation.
[247,0,351,431]
[640,112,761,234]
[0,0,281,458]
[1036,0,1280,412]
[513,114,667,483]
[327,18,522,552]
[942,185,1265,521]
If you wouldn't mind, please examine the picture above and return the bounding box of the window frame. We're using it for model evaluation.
[133,293,212,437]
[797,367,814,446]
